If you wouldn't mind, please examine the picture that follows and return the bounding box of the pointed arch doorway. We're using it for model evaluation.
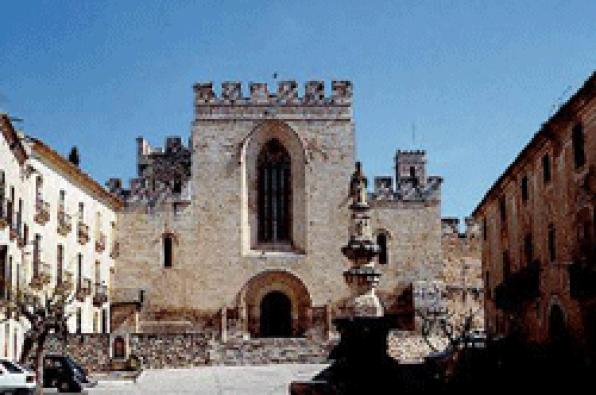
[260,291,292,337]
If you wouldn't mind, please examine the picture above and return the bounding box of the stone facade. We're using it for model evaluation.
[109,81,444,342]
[441,217,484,330]
[473,72,595,358]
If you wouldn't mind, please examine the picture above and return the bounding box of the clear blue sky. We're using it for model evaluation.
[1,1,594,221]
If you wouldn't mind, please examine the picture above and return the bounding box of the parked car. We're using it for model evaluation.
[0,358,36,395]
[43,354,97,393]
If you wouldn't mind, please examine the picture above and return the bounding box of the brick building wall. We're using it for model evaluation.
[473,72,595,356]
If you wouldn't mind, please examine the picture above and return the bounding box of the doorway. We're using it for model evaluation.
[260,291,292,337]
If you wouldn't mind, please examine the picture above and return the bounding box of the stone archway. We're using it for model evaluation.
[260,291,292,337]
[238,270,312,338]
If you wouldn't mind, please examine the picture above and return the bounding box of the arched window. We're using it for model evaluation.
[257,139,292,243]
[163,234,173,268]
[377,233,388,265]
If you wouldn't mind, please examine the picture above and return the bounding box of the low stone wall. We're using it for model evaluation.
[130,334,210,368]
[34,332,444,372]
[32,334,112,372]
[209,338,336,366]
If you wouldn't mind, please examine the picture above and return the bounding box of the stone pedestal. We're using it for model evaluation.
[290,316,401,395]
[290,163,403,394]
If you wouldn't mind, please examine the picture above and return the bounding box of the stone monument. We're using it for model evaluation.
[290,162,404,394]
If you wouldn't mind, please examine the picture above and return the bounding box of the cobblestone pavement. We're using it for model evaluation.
[83,364,328,395]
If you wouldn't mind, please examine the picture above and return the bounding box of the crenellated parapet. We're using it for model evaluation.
[193,80,353,121]
[108,135,192,206]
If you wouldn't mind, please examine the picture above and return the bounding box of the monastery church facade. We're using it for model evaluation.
[108,80,444,339]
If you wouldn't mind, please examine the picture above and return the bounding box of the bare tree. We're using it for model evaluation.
[2,277,74,395]
[417,305,482,352]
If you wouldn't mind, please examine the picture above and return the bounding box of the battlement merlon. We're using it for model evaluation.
[193,80,353,121]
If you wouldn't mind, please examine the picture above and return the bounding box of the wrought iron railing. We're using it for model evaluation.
[75,277,92,301]
[77,222,90,245]
[57,210,72,236]
[34,199,50,225]
[95,232,106,253]
[93,283,108,306]
[30,261,51,289]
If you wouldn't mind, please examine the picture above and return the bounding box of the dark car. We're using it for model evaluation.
[43,355,97,393]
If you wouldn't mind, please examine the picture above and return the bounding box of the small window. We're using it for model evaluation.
[23,224,28,245]
[482,217,487,241]
[77,253,83,289]
[78,202,84,221]
[35,177,43,201]
[6,256,12,301]
[502,250,511,279]
[163,235,173,268]
[548,224,556,262]
[95,261,101,284]
[377,233,388,265]
[485,271,491,299]
[542,155,551,183]
[524,233,533,265]
[572,124,586,169]
[101,309,108,334]
[76,308,82,334]
[57,244,63,285]
[0,171,5,196]
[499,196,507,223]
[59,190,65,209]
[521,176,528,203]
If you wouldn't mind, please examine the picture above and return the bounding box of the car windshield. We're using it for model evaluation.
[1,360,23,374]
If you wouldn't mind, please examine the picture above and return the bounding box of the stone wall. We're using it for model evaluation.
[32,335,112,372]
[35,331,450,372]
[474,73,595,350]
[441,218,484,331]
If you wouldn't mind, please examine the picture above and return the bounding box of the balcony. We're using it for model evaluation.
[93,283,108,306]
[495,260,540,310]
[9,226,18,241]
[77,222,90,245]
[95,233,106,253]
[75,278,92,301]
[55,270,74,296]
[30,261,52,289]
[110,241,120,259]
[34,199,50,225]
[57,210,72,236]
[0,199,8,230]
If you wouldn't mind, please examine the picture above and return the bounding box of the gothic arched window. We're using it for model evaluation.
[257,139,292,243]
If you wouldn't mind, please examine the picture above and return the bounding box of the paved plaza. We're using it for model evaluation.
[80,364,327,395]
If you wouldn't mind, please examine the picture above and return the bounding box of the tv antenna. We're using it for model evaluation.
[411,123,416,148]
[549,85,572,116]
